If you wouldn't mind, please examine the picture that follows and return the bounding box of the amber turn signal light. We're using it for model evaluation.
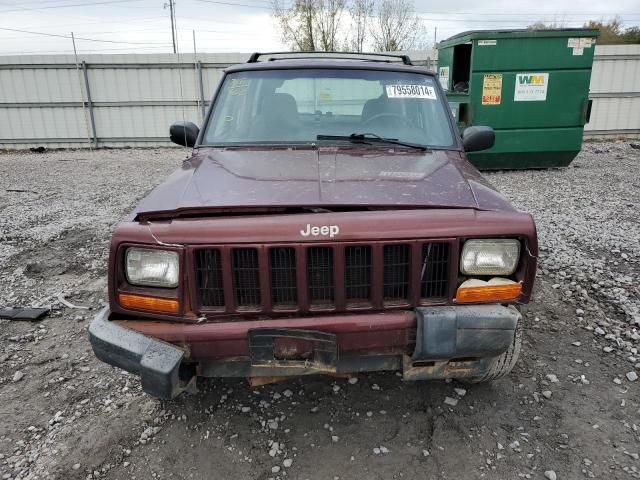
[118,293,179,314]
[455,282,523,304]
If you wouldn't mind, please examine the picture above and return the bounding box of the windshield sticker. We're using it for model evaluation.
[229,78,250,96]
[482,74,502,105]
[514,73,549,101]
[386,84,437,100]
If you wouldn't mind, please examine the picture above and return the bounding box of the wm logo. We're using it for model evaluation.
[518,75,546,85]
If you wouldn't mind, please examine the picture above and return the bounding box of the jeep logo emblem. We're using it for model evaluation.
[300,224,340,238]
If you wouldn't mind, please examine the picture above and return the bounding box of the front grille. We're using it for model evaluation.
[270,247,297,308]
[383,244,411,303]
[194,240,452,313]
[345,246,372,305]
[307,247,335,306]
[232,248,261,309]
[195,249,225,308]
[420,243,450,299]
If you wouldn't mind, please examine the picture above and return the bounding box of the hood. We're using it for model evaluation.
[133,147,515,219]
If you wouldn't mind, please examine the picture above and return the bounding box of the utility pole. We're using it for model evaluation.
[434,26,437,46]
[168,0,177,54]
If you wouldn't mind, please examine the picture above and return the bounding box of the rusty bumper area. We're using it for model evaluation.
[404,305,520,380]
[89,306,520,399]
[89,307,187,399]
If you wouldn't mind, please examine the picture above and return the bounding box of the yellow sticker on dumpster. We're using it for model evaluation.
[482,74,502,105]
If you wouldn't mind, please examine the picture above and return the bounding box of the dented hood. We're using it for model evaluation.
[133,146,515,218]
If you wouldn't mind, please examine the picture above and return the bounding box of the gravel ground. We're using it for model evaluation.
[0,142,639,480]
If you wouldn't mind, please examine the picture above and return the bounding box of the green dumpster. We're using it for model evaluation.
[437,28,599,169]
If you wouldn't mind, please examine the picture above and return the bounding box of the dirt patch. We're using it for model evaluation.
[1,144,639,480]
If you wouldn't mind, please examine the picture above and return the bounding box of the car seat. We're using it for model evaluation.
[251,93,300,140]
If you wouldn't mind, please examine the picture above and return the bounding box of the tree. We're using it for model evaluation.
[621,26,640,44]
[316,0,347,50]
[346,0,374,52]
[584,17,624,44]
[528,17,640,45]
[370,0,425,51]
[583,17,640,44]
[272,0,347,51]
[272,0,317,51]
[272,0,426,52]
[527,21,565,30]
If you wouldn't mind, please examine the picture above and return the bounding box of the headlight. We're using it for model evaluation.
[125,248,179,288]
[460,239,520,275]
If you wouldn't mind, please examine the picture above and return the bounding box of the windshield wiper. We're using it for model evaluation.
[316,133,428,151]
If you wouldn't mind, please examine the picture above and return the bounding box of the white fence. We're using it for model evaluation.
[584,44,640,139]
[0,53,247,148]
[0,51,435,149]
[0,46,637,149]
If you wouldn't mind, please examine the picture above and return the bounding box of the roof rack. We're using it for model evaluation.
[247,51,413,65]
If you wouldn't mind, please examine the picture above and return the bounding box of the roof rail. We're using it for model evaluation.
[247,51,413,65]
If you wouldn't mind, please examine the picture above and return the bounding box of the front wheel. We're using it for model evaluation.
[466,319,522,383]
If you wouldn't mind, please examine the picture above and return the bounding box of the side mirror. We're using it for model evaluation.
[462,126,495,153]
[170,121,199,147]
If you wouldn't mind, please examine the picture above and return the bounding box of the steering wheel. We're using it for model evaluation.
[362,112,409,126]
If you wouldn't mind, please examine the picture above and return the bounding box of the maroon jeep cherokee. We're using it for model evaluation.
[89,52,537,399]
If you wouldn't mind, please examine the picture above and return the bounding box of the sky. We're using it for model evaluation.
[0,0,638,56]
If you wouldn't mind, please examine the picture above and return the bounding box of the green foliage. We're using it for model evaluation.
[528,17,640,45]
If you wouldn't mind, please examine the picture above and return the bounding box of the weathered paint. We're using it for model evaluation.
[97,58,538,378]
[115,310,416,360]
[132,147,517,219]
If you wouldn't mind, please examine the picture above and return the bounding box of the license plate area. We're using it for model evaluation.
[248,328,338,372]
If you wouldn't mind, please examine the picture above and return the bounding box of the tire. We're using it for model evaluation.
[466,319,522,383]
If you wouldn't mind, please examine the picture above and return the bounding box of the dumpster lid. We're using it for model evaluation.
[438,28,599,48]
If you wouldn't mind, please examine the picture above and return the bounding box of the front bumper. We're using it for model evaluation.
[89,307,185,399]
[89,305,520,399]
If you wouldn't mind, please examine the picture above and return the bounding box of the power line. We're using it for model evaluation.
[189,0,640,25]
[0,45,169,54]
[0,0,121,5]
[44,15,167,27]
[416,15,640,24]
[0,27,170,39]
[176,14,255,25]
[190,28,258,34]
[0,14,250,34]
[0,26,173,44]
[415,9,640,17]
[191,0,271,10]
[0,0,149,13]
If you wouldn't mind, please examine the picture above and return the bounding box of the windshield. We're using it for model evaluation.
[202,68,455,148]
